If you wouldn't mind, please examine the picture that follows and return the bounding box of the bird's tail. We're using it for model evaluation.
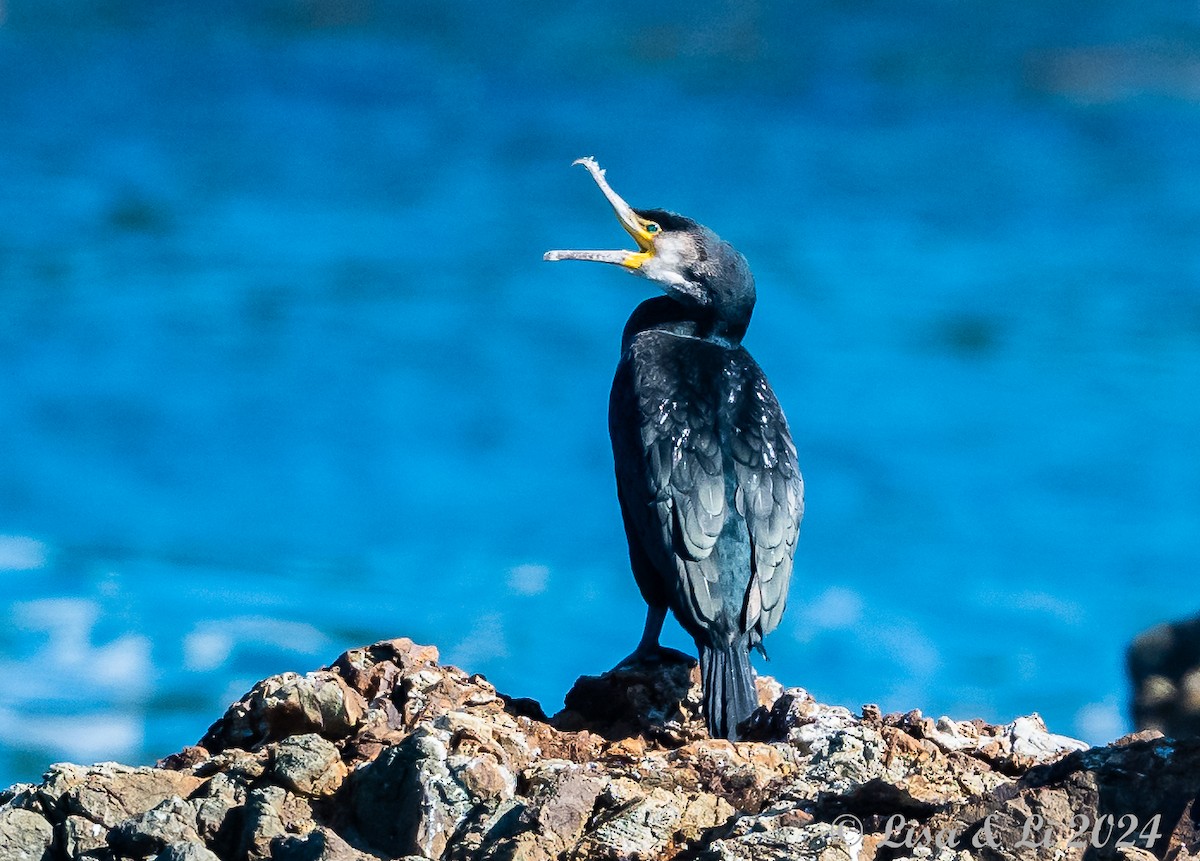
[698,641,757,740]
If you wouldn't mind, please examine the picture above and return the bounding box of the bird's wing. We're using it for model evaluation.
[730,367,804,642]
[611,339,729,630]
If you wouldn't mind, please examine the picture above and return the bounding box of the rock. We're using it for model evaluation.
[332,639,441,701]
[271,826,383,861]
[201,671,367,753]
[1129,614,1200,739]
[269,734,347,797]
[32,763,91,821]
[702,822,856,861]
[107,795,202,856]
[0,807,53,861]
[157,842,221,861]
[553,651,704,744]
[574,786,683,859]
[157,747,210,772]
[192,771,247,847]
[0,785,37,812]
[62,814,108,857]
[238,784,314,861]
[346,727,474,859]
[60,764,203,830]
[6,636,1200,861]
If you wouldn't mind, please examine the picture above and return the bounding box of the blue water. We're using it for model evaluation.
[2,1,1200,787]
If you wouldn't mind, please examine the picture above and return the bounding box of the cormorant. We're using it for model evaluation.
[545,158,804,740]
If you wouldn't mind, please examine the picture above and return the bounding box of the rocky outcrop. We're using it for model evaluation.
[2,638,1199,860]
[1130,614,1200,740]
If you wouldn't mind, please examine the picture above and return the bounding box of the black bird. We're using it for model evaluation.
[545,158,804,739]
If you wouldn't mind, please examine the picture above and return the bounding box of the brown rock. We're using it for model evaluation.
[332,638,441,701]
[61,765,203,829]
[677,792,738,843]
[604,737,646,762]
[531,771,605,849]
[8,636,1200,861]
[201,671,367,753]
[450,754,515,803]
[157,746,211,771]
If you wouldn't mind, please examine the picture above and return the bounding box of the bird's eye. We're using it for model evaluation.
[645,222,660,234]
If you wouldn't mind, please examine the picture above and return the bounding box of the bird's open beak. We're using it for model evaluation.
[544,157,657,269]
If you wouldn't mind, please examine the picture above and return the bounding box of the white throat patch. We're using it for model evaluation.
[639,232,694,289]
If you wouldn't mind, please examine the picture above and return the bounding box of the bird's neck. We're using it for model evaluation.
[621,296,749,352]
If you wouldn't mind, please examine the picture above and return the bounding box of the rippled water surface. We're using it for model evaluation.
[2,1,1199,787]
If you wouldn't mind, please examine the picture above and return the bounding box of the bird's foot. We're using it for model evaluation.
[615,644,695,670]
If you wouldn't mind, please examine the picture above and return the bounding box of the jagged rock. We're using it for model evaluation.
[574,785,683,859]
[1129,615,1200,739]
[156,842,221,861]
[0,785,37,812]
[346,727,474,859]
[270,826,383,861]
[52,764,204,833]
[37,763,92,814]
[201,671,367,753]
[702,822,855,861]
[238,784,314,861]
[191,771,247,847]
[61,813,108,857]
[0,807,52,861]
[108,795,202,856]
[269,734,347,797]
[4,637,1200,861]
[554,651,704,744]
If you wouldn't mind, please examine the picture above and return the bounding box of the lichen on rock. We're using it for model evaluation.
[2,636,1198,861]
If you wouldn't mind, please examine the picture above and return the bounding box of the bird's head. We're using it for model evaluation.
[545,158,755,338]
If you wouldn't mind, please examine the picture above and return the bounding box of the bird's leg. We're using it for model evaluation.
[616,606,693,668]
[637,604,667,652]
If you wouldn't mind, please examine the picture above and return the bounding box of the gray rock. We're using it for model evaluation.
[192,772,247,845]
[34,763,92,821]
[0,807,53,861]
[239,786,288,861]
[108,796,201,857]
[61,814,109,858]
[270,826,380,861]
[531,772,604,847]
[574,787,682,859]
[238,784,313,861]
[347,727,473,860]
[701,823,856,861]
[0,785,39,815]
[156,842,221,861]
[269,734,346,797]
